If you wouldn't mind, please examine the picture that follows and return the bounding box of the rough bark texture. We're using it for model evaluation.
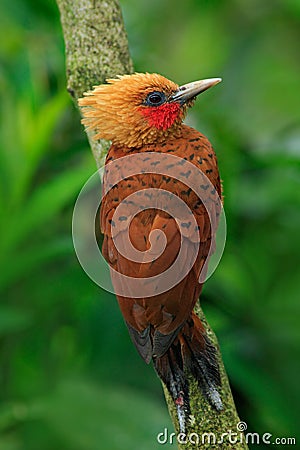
[57,0,134,166]
[56,1,248,448]
[163,304,248,449]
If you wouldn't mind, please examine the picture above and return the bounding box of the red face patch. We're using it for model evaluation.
[139,102,181,130]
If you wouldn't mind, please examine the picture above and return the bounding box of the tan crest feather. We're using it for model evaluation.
[78,73,186,148]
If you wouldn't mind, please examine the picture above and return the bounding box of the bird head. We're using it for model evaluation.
[79,73,221,148]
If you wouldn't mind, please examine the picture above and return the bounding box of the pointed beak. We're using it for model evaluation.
[170,77,222,104]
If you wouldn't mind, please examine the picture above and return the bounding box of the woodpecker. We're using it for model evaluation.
[79,72,223,432]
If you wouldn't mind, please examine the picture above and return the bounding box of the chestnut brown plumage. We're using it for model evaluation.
[79,72,223,432]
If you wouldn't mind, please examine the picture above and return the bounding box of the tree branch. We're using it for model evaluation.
[57,0,133,166]
[56,1,248,448]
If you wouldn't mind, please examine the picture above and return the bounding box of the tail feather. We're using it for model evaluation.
[184,332,223,411]
[154,341,191,433]
[153,313,222,432]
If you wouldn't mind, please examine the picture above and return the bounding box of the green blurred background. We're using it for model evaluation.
[0,0,299,448]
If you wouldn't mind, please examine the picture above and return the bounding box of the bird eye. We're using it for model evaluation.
[145,91,166,106]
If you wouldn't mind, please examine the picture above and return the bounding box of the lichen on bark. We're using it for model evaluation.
[57,0,133,165]
[56,1,248,448]
[164,305,247,449]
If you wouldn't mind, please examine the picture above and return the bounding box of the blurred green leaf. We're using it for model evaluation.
[0,90,69,207]
[1,156,94,256]
[0,237,72,291]
[0,306,32,335]
[0,436,22,450]
[37,379,172,450]
[225,352,296,435]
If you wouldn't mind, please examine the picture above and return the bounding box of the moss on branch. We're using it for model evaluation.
[57,0,133,165]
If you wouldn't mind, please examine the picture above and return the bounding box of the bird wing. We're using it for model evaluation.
[100,126,222,361]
